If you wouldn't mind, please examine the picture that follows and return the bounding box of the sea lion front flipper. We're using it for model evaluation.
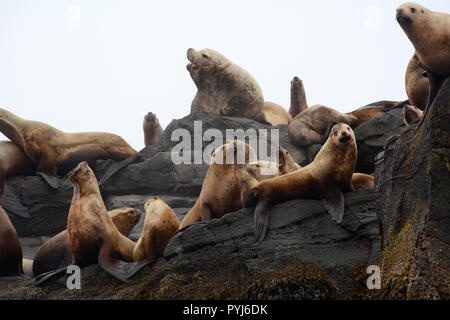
[97,252,152,283]
[320,184,345,224]
[37,172,59,189]
[254,200,270,242]
[34,265,69,285]
[417,70,441,128]
[98,155,138,186]
[0,184,30,218]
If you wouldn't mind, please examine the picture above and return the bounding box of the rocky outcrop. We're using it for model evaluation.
[373,78,450,299]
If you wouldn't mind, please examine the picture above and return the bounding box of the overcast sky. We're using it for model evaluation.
[1,0,449,151]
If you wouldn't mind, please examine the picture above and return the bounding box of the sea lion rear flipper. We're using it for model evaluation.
[175,221,209,235]
[253,199,270,243]
[0,184,30,218]
[37,172,59,189]
[417,70,441,128]
[320,184,345,224]
[98,254,152,283]
[98,156,138,186]
[34,265,69,285]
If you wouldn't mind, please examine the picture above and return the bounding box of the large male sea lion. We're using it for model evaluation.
[405,54,429,111]
[143,112,163,147]
[0,205,22,276]
[133,197,180,262]
[396,2,450,126]
[289,76,308,118]
[0,141,35,217]
[0,108,140,188]
[187,48,267,123]
[246,123,357,242]
[32,207,141,277]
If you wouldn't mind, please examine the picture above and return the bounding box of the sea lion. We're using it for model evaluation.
[32,207,141,277]
[263,101,293,126]
[63,161,145,282]
[402,104,423,126]
[289,76,308,118]
[133,197,180,262]
[0,205,22,276]
[350,173,375,190]
[186,48,267,123]
[405,54,429,111]
[180,142,298,228]
[396,3,450,127]
[0,141,35,217]
[246,123,357,242]
[143,112,163,147]
[0,108,140,189]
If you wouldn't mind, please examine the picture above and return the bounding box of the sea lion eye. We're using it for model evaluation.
[422,71,428,78]
[410,7,416,13]
[202,53,209,59]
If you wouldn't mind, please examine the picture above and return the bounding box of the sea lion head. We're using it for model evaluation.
[144,196,161,212]
[143,112,160,128]
[109,207,142,233]
[396,3,430,31]
[67,161,97,188]
[330,123,355,147]
[211,140,258,166]
[290,76,302,90]
[186,48,230,86]
[278,148,301,174]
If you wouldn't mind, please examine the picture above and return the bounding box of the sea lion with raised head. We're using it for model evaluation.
[0,108,140,189]
[0,141,35,217]
[405,54,429,111]
[396,2,450,126]
[289,76,308,118]
[246,123,357,242]
[133,197,180,262]
[0,205,23,276]
[143,112,163,147]
[32,207,141,277]
[187,48,267,123]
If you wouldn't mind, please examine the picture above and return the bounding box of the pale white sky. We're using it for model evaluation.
[1,0,449,151]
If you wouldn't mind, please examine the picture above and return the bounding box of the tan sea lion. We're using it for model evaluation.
[32,207,141,277]
[133,197,180,262]
[289,76,308,118]
[0,205,22,276]
[246,123,357,242]
[263,101,293,126]
[402,104,423,126]
[396,3,450,126]
[0,108,140,189]
[143,112,163,147]
[62,161,145,283]
[186,48,267,123]
[0,141,35,217]
[180,142,298,228]
[405,54,429,111]
[350,173,375,190]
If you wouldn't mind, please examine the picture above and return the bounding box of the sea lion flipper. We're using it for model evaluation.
[417,70,441,128]
[98,155,138,186]
[321,186,345,224]
[253,200,269,242]
[0,184,30,218]
[98,253,151,283]
[37,172,59,189]
[34,265,69,285]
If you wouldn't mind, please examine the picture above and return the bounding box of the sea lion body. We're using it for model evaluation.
[187,48,267,123]
[405,54,429,110]
[0,108,139,186]
[263,101,293,126]
[289,76,308,118]
[0,205,22,276]
[247,123,357,241]
[133,197,180,262]
[32,207,141,277]
[143,112,163,147]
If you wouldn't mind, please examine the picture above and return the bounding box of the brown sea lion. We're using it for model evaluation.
[0,108,140,189]
[32,207,141,277]
[180,142,299,228]
[143,112,163,147]
[405,54,429,111]
[0,141,35,217]
[289,76,308,118]
[186,48,267,123]
[63,161,145,283]
[396,3,450,127]
[263,101,293,126]
[350,173,375,190]
[402,104,424,126]
[246,123,357,242]
[0,205,22,276]
[133,197,180,262]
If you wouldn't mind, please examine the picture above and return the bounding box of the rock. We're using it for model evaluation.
[373,78,450,299]
[0,190,380,299]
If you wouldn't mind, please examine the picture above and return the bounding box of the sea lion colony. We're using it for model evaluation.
[0,2,448,283]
